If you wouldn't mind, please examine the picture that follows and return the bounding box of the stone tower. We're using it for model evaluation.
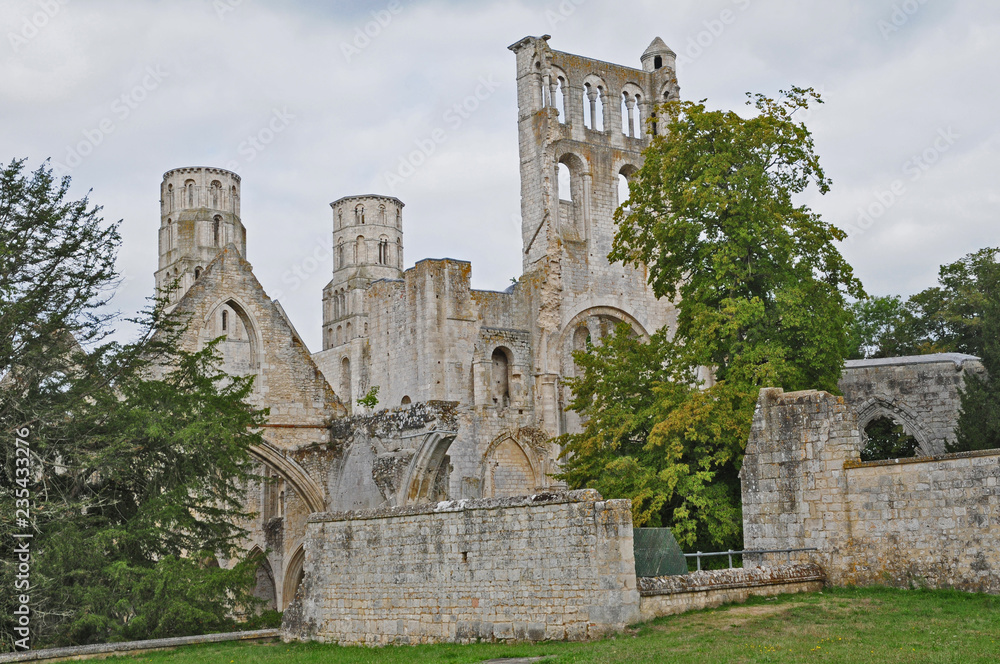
[507,35,680,435]
[321,195,404,351]
[508,35,679,272]
[156,166,245,305]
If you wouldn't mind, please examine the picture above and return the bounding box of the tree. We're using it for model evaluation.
[846,295,913,359]
[560,89,864,550]
[952,248,1000,452]
[1,160,268,649]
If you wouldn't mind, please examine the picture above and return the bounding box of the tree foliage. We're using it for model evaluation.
[559,90,863,550]
[1,160,268,649]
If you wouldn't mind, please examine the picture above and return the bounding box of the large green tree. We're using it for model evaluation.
[1,160,269,649]
[559,89,864,550]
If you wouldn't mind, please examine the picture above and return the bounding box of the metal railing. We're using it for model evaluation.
[685,547,818,571]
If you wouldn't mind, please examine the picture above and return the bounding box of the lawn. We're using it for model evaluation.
[118,586,1000,663]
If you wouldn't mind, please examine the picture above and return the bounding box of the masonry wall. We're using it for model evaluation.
[741,388,1000,593]
[282,489,640,645]
[839,353,982,455]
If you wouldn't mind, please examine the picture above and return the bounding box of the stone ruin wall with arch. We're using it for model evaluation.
[741,382,1000,594]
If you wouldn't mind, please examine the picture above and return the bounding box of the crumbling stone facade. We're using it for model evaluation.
[741,388,1000,593]
[152,36,681,614]
[839,353,983,455]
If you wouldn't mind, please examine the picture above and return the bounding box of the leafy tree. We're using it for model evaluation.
[860,416,919,461]
[560,89,863,550]
[1,160,267,649]
[952,249,1000,452]
[846,295,913,359]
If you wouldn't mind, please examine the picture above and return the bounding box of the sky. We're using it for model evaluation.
[2,0,998,351]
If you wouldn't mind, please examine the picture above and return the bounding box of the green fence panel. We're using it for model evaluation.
[633,527,687,577]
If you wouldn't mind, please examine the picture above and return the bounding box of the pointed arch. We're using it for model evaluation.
[400,430,457,505]
[480,434,540,498]
[854,397,935,457]
[282,543,306,609]
[249,440,325,513]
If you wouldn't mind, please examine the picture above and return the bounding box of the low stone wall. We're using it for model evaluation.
[281,489,639,645]
[637,564,825,622]
[742,388,1000,593]
[0,630,279,663]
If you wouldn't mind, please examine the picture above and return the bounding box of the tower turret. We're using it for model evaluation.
[156,167,245,304]
[321,194,404,351]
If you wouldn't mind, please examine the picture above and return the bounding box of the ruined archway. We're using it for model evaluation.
[282,543,306,610]
[249,441,325,513]
[249,546,277,612]
[854,397,936,457]
[480,434,541,499]
[400,430,457,506]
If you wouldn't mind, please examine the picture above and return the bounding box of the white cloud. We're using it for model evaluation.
[2,0,999,349]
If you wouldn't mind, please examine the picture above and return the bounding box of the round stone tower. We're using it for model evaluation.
[322,194,404,351]
[156,166,246,304]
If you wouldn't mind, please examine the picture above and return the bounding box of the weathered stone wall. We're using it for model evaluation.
[282,490,640,645]
[742,388,1000,593]
[839,353,982,455]
[637,564,825,622]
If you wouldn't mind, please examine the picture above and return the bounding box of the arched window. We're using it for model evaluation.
[654,55,663,69]
[210,180,222,208]
[166,218,172,251]
[336,325,343,345]
[491,347,511,407]
[378,236,389,265]
[340,357,351,403]
[622,93,633,136]
[346,321,352,339]
[337,210,342,230]
[338,240,345,268]
[557,163,572,201]
[861,416,919,462]
[231,186,238,213]
[396,238,402,267]
[401,395,411,405]
[618,172,631,209]
[185,180,195,208]
[396,209,401,229]
[355,236,365,264]
[194,266,202,280]
[355,204,365,224]
[555,77,566,123]
[213,215,221,246]
[379,204,386,224]
[221,310,228,332]
[167,184,174,211]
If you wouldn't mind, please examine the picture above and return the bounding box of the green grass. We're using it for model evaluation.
[117,586,1000,663]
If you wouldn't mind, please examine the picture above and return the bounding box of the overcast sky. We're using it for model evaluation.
[2,0,998,351]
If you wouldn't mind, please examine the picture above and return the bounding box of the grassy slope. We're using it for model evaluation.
[119,587,1000,664]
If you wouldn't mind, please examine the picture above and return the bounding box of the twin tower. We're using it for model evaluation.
[156,167,405,337]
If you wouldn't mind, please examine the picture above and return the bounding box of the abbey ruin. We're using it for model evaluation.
[148,35,999,643]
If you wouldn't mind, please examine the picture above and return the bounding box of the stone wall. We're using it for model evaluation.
[282,489,640,645]
[839,353,982,455]
[741,388,1000,593]
[637,564,825,622]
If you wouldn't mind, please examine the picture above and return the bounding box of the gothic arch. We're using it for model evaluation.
[480,433,541,498]
[248,545,277,612]
[559,306,649,353]
[199,295,264,383]
[282,543,306,610]
[854,397,936,457]
[400,430,457,505]
[249,440,326,513]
